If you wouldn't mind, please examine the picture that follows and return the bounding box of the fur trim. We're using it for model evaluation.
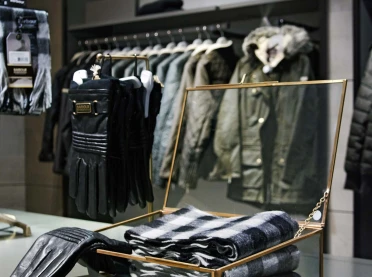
[280,25,313,58]
[242,26,280,56]
[242,25,312,59]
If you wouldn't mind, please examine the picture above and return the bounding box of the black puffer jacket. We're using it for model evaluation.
[345,49,372,192]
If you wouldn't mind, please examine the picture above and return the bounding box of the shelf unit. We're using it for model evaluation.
[68,0,319,38]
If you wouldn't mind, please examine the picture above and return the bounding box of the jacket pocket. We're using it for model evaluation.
[242,145,263,166]
[241,145,264,189]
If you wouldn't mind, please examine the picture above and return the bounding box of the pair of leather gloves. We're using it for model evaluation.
[68,74,162,218]
[11,227,131,277]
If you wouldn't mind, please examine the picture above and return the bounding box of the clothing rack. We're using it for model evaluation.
[79,23,243,50]
[0,213,31,237]
[96,53,150,71]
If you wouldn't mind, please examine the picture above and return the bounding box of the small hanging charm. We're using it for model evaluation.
[313,210,322,221]
[90,64,101,80]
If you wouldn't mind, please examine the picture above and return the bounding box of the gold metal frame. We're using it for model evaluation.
[96,54,150,70]
[94,79,347,277]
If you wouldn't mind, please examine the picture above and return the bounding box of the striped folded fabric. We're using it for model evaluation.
[129,245,301,277]
[125,206,299,268]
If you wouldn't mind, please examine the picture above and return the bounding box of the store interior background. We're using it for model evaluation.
[0,0,361,260]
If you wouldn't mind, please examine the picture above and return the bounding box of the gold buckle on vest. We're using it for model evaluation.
[74,102,92,114]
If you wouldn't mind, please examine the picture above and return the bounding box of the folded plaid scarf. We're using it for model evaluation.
[125,206,299,268]
[129,245,300,277]
[0,6,51,115]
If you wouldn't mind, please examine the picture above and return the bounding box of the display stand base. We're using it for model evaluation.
[0,213,31,237]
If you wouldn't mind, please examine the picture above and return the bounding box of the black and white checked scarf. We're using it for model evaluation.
[129,245,300,277]
[125,206,299,268]
[0,6,51,115]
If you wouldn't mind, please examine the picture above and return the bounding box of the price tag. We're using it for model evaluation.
[6,33,33,88]
[8,51,30,65]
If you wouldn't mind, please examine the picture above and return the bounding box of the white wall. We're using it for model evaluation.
[0,116,25,210]
[327,0,354,257]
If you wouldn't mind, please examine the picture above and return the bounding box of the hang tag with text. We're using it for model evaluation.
[6,32,33,88]
[16,16,39,57]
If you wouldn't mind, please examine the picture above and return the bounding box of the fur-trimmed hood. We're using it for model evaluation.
[242,25,313,59]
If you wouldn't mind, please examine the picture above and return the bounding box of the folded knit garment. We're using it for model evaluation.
[125,206,299,268]
[129,245,300,277]
[0,6,51,115]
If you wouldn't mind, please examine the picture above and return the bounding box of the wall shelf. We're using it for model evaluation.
[68,0,319,38]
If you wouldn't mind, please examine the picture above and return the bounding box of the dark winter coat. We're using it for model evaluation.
[345,49,372,193]
[214,25,319,206]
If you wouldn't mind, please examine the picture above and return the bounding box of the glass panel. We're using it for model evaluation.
[165,81,345,223]
[296,232,321,276]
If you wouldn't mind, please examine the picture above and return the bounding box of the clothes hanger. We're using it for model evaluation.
[70,41,86,62]
[192,26,213,56]
[120,36,132,53]
[141,70,154,118]
[172,29,188,53]
[127,35,142,55]
[109,37,121,54]
[85,39,102,61]
[75,40,94,66]
[120,76,142,88]
[148,32,163,57]
[119,55,142,88]
[205,24,233,54]
[73,69,88,85]
[260,15,272,27]
[140,33,154,56]
[147,32,163,57]
[186,27,203,52]
[102,38,113,55]
[159,30,176,55]
[259,4,272,27]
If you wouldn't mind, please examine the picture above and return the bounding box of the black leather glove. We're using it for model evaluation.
[11,227,132,277]
[127,86,153,208]
[148,82,163,151]
[68,79,120,218]
[115,81,134,213]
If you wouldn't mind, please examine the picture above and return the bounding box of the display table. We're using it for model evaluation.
[1,208,372,277]
[0,208,128,277]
